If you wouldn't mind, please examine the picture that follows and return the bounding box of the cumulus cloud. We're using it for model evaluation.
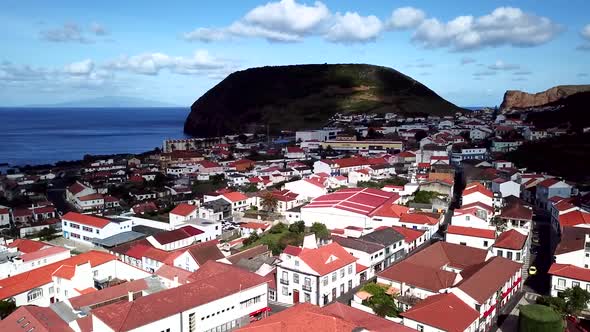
[488,60,520,71]
[40,22,110,43]
[324,12,382,43]
[104,50,236,76]
[461,57,476,65]
[577,24,590,50]
[64,59,94,76]
[184,0,382,44]
[387,7,425,30]
[412,7,561,51]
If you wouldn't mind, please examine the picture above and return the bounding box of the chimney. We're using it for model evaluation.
[173,275,179,287]
[127,291,134,302]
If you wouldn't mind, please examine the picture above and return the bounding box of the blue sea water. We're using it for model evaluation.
[0,107,190,166]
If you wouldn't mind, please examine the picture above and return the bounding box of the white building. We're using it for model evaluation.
[461,182,494,208]
[275,241,357,307]
[92,261,270,332]
[491,178,521,198]
[61,212,133,245]
[0,239,71,279]
[283,178,328,201]
[446,225,495,249]
[169,203,199,227]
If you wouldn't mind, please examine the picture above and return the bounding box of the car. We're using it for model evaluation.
[532,235,540,244]
[528,266,538,275]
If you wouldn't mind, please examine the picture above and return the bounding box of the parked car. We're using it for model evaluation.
[528,266,537,275]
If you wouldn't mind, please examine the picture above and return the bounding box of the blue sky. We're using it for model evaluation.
[1,0,589,107]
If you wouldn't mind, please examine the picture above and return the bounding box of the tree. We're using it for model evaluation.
[311,222,330,240]
[538,286,590,317]
[269,223,287,234]
[0,299,16,319]
[361,283,399,318]
[243,233,259,246]
[260,192,279,212]
[289,221,305,233]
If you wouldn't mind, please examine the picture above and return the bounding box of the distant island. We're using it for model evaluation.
[24,96,182,108]
[184,63,464,137]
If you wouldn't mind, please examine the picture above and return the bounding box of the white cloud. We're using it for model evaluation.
[460,57,476,65]
[577,24,590,50]
[40,22,111,43]
[324,12,383,43]
[583,24,590,40]
[488,60,520,71]
[184,0,381,44]
[412,7,561,51]
[105,50,235,76]
[90,22,108,36]
[64,59,94,76]
[388,7,425,30]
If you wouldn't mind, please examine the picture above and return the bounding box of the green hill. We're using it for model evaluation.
[184,64,463,137]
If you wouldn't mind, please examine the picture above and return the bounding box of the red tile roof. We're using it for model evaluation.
[155,265,193,284]
[297,242,357,276]
[20,246,69,263]
[187,240,225,265]
[68,182,88,196]
[69,279,149,310]
[400,293,479,332]
[0,251,116,300]
[283,245,303,256]
[462,182,493,198]
[169,203,197,217]
[555,227,590,255]
[305,188,399,216]
[78,193,104,202]
[92,262,268,331]
[559,210,590,227]
[379,260,458,292]
[456,256,522,303]
[390,226,425,243]
[0,305,74,332]
[240,222,269,230]
[399,212,440,225]
[549,263,590,283]
[223,191,249,202]
[493,229,527,250]
[499,202,533,221]
[239,302,413,332]
[151,226,204,245]
[7,238,49,253]
[62,212,110,229]
[52,265,76,279]
[447,225,496,239]
[372,203,409,219]
[537,178,560,188]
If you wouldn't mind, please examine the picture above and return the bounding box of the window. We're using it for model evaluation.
[49,287,54,294]
[483,240,488,247]
[293,273,299,284]
[82,226,93,232]
[516,252,521,261]
[294,260,299,266]
[189,313,196,332]
[282,286,288,296]
[339,269,344,278]
[417,324,424,332]
[269,290,276,301]
[348,265,353,274]
[573,281,580,288]
[282,271,288,281]
[304,292,311,302]
[497,250,503,257]
[332,272,337,282]
[340,284,344,294]
[465,216,470,221]
[27,288,43,302]
[240,295,262,308]
[160,329,170,332]
[323,276,328,286]
[507,251,513,260]
[64,290,68,297]
[70,223,80,229]
[558,278,566,287]
[460,242,467,246]
[96,229,100,234]
[304,277,311,287]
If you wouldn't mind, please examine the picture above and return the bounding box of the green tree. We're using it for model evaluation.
[0,299,16,319]
[311,222,330,240]
[361,283,399,318]
[269,223,287,234]
[289,221,305,233]
[243,233,259,246]
[563,286,590,316]
[260,192,279,212]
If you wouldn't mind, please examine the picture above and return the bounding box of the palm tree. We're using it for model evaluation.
[260,192,279,213]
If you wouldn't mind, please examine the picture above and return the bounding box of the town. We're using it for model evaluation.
[0,108,588,332]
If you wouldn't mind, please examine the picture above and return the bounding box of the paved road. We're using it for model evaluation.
[524,208,552,295]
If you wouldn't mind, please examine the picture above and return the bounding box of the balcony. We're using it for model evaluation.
[302,284,312,292]
[280,279,289,286]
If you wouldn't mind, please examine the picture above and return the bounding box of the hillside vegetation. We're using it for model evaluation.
[184,64,463,136]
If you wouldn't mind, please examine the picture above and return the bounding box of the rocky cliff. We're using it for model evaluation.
[184,64,464,137]
[500,85,590,110]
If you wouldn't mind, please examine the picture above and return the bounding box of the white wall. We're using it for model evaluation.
[446,233,493,250]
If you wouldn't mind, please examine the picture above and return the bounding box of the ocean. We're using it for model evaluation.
[0,107,190,167]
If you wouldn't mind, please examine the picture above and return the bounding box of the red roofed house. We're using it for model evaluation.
[0,239,71,279]
[397,212,443,240]
[451,205,494,230]
[239,302,414,332]
[169,203,198,226]
[0,305,75,332]
[0,250,149,307]
[218,191,251,212]
[313,156,388,176]
[400,293,480,332]
[276,241,358,307]
[301,188,401,230]
[391,226,428,252]
[91,261,269,332]
[461,182,494,209]
[535,178,572,210]
[66,181,96,203]
[284,177,329,201]
[347,168,372,185]
[446,225,496,249]
[549,263,590,304]
[61,212,134,246]
[284,146,306,159]
[146,225,208,251]
[492,229,529,264]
